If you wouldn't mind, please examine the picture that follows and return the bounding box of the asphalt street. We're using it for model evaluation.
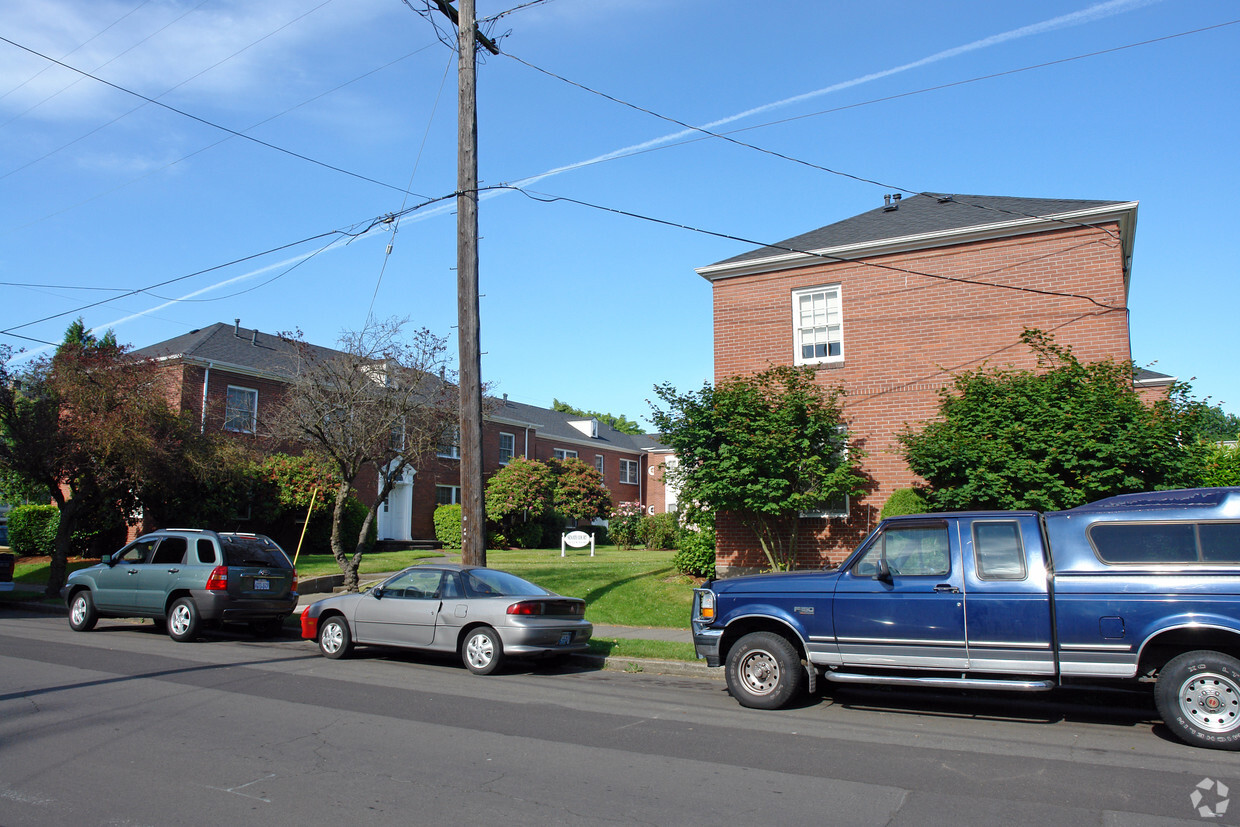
[3,608,1240,825]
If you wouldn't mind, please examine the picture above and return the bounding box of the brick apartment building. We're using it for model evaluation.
[696,192,1172,575]
[137,321,669,543]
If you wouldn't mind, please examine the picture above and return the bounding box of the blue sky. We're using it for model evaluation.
[0,0,1236,425]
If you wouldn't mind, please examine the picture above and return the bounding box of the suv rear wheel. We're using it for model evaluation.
[167,597,201,642]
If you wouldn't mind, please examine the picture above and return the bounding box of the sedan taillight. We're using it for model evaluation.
[507,600,584,616]
[205,566,229,591]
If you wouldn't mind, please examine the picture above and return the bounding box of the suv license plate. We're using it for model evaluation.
[254,578,270,591]
[559,632,572,645]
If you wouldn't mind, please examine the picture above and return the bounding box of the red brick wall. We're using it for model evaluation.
[711,223,1132,572]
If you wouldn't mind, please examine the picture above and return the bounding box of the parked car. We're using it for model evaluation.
[62,529,298,641]
[301,564,592,674]
[693,487,1240,750]
[0,552,13,593]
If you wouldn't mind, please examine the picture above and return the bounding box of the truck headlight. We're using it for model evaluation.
[696,589,715,620]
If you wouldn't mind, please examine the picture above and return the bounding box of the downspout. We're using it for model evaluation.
[524,427,530,459]
[199,362,213,433]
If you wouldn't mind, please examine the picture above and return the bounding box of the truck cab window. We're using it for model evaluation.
[852,523,949,577]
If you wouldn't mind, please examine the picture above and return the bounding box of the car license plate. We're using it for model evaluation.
[253,578,270,591]
[559,632,572,645]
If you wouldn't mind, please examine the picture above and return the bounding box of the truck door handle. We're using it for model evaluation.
[127,569,139,575]
[166,568,179,573]
[934,583,959,593]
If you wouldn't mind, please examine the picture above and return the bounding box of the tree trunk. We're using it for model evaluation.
[329,481,359,592]
[44,494,78,598]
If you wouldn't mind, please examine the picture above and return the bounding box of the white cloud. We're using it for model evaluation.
[0,0,397,121]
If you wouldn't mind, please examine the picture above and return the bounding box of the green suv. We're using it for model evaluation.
[62,529,298,641]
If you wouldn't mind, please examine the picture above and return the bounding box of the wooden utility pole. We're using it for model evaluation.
[435,0,496,567]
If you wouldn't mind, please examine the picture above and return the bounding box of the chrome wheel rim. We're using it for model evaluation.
[169,604,192,636]
[1179,671,1240,733]
[321,621,344,654]
[465,633,494,669]
[70,596,87,625]
[739,649,780,696]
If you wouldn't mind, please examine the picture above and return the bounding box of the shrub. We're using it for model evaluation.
[434,504,462,548]
[880,488,930,518]
[673,526,716,578]
[609,501,644,549]
[639,512,678,550]
[7,504,59,557]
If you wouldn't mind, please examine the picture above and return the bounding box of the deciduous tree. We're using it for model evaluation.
[266,318,456,591]
[650,365,866,571]
[899,329,1209,511]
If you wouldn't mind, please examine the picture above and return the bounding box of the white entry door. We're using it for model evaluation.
[377,466,414,541]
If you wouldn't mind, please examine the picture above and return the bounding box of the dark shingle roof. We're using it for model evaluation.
[708,193,1133,269]
[139,323,664,457]
[135,322,340,377]
[488,397,653,455]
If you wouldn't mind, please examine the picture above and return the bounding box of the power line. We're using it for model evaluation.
[506,186,1125,311]
[0,190,458,340]
[501,19,1238,240]
[0,33,431,198]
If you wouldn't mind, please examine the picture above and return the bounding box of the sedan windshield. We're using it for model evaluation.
[462,569,551,598]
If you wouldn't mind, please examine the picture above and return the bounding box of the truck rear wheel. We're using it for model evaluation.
[1156,650,1240,750]
[725,631,803,709]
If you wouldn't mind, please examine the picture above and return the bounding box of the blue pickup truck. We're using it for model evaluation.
[692,487,1240,749]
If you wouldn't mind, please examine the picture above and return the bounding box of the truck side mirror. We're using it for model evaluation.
[876,557,893,583]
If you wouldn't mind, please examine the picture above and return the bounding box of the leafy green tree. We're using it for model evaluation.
[0,325,190,593]
[1198,405,1240,442]
[485,457,610,546]
[547,457,612,524]
[899,330,1209,512]
[1198,443,1240,487]
[552,399,644,435]
[485,457,554,536]
[650,364,866,571]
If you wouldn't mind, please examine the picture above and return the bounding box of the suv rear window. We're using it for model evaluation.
[220,536,291,569]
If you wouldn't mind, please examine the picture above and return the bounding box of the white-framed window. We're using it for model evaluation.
[595,454,604,475]
[619,458,639,485]
[435,485,460,507]
[224,385,258,433]
[437,426,460,459]
[792,284,843,365]
[553,448,578,461]
[499,432,515,465]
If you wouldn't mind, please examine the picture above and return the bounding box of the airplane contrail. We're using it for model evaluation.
[76,0,1161,346]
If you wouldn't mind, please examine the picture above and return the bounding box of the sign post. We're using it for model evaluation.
[561,530,595,557]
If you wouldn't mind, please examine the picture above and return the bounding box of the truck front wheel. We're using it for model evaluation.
[725,631,804,709]
[1156,650,1240,750]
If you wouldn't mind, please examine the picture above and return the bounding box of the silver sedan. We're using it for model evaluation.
[300,564,592,674]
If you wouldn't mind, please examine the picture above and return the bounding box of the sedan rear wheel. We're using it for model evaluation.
[462,626,504,675]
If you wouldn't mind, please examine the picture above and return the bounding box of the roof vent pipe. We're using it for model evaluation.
[883,194,899,212]
[252,329,258,346]
[234,318,241,337]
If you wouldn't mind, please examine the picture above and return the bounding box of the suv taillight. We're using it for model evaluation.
[291,571,298,592]
[205,566,229,591]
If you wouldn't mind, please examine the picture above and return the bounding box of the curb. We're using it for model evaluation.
[2,599,719,678]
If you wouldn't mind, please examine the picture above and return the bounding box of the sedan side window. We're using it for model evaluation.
[382,569,445,599]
